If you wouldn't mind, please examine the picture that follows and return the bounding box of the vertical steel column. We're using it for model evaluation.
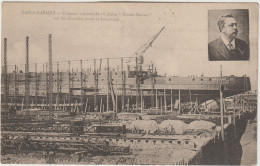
[189,89,192,108]
[107,58,110,112]
[3,38,9,109]
[56,62,60,109]
[35,63,39,107]
[220,85,224,141]
[14,65,18,109]
[80,60,84,112]
[115,81,118,114]
[233,98,236,138]
[110,71,116,112]
[25,37,30,109]
[151,63,155,108]
[220,65,225,142]
[178,89,181,114]
[46,63,49,109]
[164,89,167,112]
[121,57,125,112]
[160,97,163,115]
[68,61,71,111]
[138,56,143,111]
[48,34,54,114]
[135,57,139,109]
[83,63,86,113]
[247,91,250,111]
[141,90,143,113]
[123,70,126,111]
[170,89,173,111]
[94,59,98,112]
[242,76,245,112]
[155,89,158,109]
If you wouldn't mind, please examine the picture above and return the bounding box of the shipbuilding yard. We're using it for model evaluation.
[1,25,257,164]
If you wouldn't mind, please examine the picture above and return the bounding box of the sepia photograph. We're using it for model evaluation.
[1,2,258,165]
[208,9,250,61]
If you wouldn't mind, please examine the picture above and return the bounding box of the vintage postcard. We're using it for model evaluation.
[1,2,258,165]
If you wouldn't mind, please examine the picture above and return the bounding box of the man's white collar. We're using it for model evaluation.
[221,34,236,50]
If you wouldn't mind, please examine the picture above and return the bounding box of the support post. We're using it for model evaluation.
[151,63,155,108]
[116,81,118,114]
[164,89,167,112]
[3,38,9,109]
[127,97,130,113]
[170,89,173,111]
[25,36,30,109]
[141,90,143,113]
[68,61,71,111]
[189,89,192,108]
[85,98,88,113]
[247,91,250,111]
[56,62,60,109]
[14,65,18,109]
[80,60,84,112]
[35,63,39,107]
[135,57,140,110]
[178,89,181,114]
[156,89,158,110]
[94,59,98,112]
[100,97,103,113]
[233,98,236,138]
[42,99,45,109]
[107,58,110,112]
[220,87,225,141]
[45,62,49,110]
[48,34,54,118]
[21,98,24,110]
[242,93,244,112]
[121,57,125,112]
[160,97,163,115]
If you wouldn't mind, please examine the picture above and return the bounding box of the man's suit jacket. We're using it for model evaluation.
[208,37,249,61]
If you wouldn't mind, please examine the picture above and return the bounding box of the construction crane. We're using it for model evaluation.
[108,27,165,113]
[134,26,165,62]
[134,26,165,111]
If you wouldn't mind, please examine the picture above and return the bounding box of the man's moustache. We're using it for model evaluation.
[233,30,238,34]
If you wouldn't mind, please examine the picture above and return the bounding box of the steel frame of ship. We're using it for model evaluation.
[1,68,251,112]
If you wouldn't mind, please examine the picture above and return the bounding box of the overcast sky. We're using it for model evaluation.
[1,2,258,91]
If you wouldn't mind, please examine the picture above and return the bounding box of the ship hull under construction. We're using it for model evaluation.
[1,68,251,112]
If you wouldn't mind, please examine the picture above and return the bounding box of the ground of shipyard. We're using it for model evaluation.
[1,119,257,165]
[240,118,257,165]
